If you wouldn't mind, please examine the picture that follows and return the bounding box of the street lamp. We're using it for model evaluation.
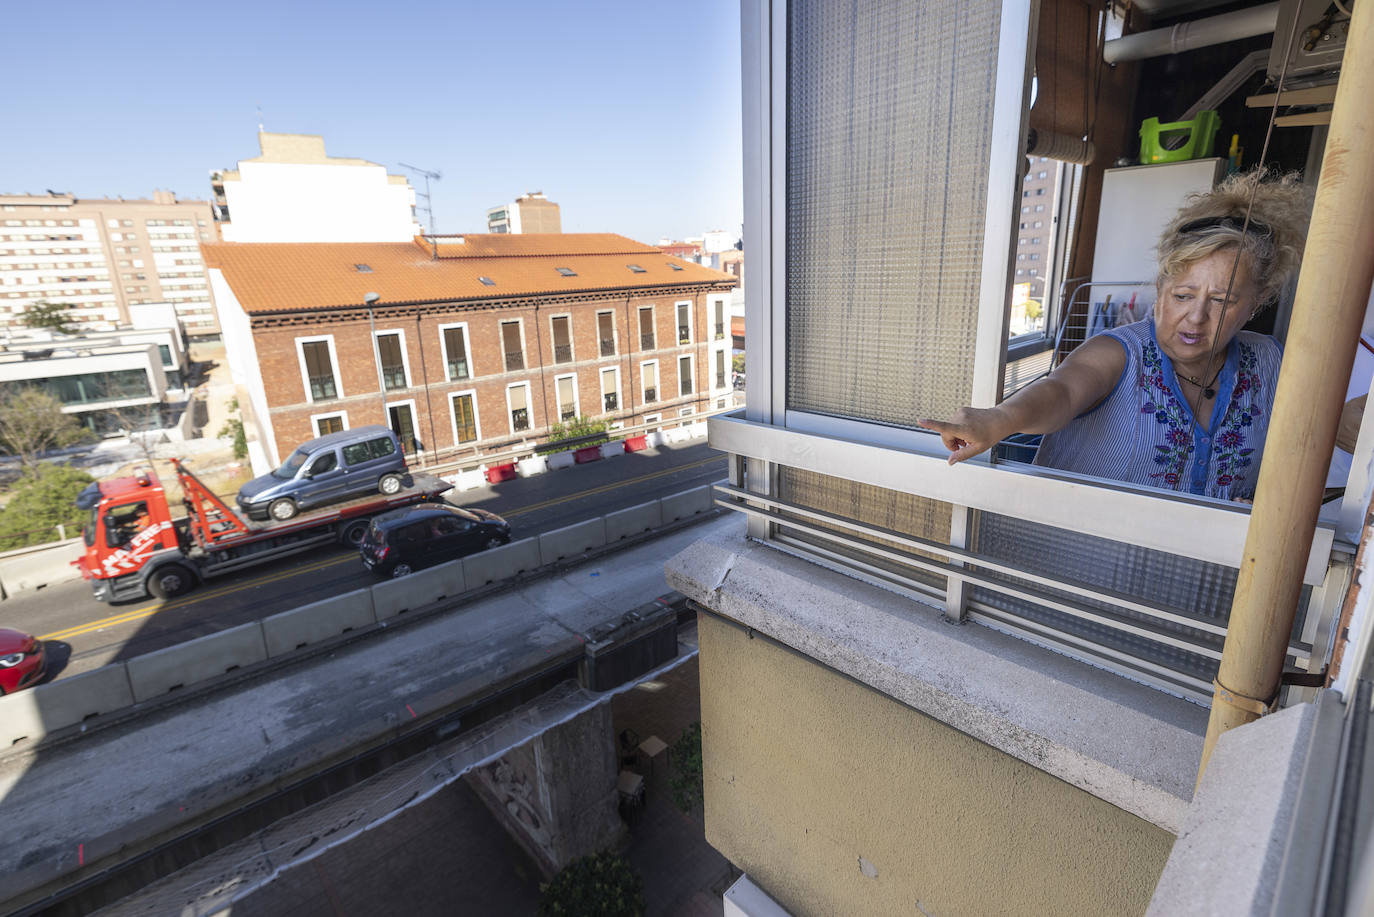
[365,292,388,429]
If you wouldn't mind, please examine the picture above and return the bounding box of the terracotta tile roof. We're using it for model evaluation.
[202,234,736,314]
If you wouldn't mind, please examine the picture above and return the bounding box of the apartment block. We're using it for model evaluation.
[204,233,735,473]
[486,191,561,234]
[0,191,219,336]
[210,132,421,243]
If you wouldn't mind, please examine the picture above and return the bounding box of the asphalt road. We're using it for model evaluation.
[1,440,727,681]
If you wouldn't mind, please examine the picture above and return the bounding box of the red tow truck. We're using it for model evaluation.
[74,458,452,603]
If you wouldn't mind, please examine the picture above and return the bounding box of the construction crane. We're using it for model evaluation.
[398,162,442,235]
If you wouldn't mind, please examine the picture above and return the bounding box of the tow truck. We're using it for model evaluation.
[74,458,452,603]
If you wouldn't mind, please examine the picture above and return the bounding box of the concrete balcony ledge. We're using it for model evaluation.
[665,524,1208,834]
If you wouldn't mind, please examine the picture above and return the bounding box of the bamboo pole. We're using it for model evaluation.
[1198,0,1374,781]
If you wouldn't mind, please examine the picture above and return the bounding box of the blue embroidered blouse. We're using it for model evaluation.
[1033,318,1282,499]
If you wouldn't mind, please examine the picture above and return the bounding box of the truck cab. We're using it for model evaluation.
[75,469,183,602]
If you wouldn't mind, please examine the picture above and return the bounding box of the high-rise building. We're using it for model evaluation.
[210,132,421,243]
[0,191,220,336]
[486,191,561,234]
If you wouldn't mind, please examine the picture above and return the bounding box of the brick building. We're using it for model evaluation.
[204,233,737,471]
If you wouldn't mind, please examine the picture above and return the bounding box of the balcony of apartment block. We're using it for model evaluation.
[600,338,616,358]
[380,366,406,392]
[504,351,524,372]
[553,344,572,364]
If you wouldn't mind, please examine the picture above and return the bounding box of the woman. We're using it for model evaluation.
[920,170,1310,500]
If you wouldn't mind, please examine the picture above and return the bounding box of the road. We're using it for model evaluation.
[1,440,726,681]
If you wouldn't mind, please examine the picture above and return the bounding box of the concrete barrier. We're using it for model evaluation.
[125,622,268,703]
[263,589,378,656]
[538,518,607,565]
[547,450,575,470]
[604,501,663,542]
[598,441,624,459]
[660,485,714,522]
[371,561,467,620]
[0,664,135,747]
[449,469,487,492]
[0,691,46,749]
[0,538,84,597]
[518,456,548,477]
[645,431,665,448]
[463,537,542,586]
[687,421,708,439]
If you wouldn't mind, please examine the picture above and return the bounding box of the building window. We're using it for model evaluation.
[713,299,726,340]
[639,306,655,351]
[375,331,408,391]
[715,349,728,390]
[641,361,659,403]
[676,301,692,344]
[597,310,616,357]
[551,315,573,364]
[501,320,524,372]
[298,338,339,402]
[313,413,347,436]
[450,392,478,445]
[440,324,472,381]
[601,366,620,413]
[679,355,694,396]
[508,383,531,433]
[555,374,578,422]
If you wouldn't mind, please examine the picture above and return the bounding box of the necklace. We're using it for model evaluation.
[1178,363,1224,399]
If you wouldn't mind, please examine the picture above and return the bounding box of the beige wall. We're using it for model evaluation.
[698,614,1175,917]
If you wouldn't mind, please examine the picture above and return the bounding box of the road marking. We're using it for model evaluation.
[45,453,725,642]
[501,453,724,517]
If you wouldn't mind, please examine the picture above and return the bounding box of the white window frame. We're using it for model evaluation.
[711,295,728,341]
[596,309,618,357]
[295,334,344,403]
[549,312,575,364]
[438,321,475,382]
[637,304,656,351]
[309,410,348,436]
[675,299,694,345]
[640,359,660,404]
[385,397,419,451]
[678,353,695,396]
[448,388,482,446]
[600,365,621,415]
[506,381,533,434]
[499,318,528,372]
[713,345,731,391]
[554,372,580,421]
[373,327,413,390]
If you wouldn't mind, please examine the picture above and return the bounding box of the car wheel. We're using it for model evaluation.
[340,519,370,546]
[148,563,195,599]
[268,497,298,521]
[485,536,507,550]
[390,562,413,578]
[379,473,403,496]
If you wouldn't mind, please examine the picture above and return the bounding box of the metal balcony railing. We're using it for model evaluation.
[678,326,691,345]
[505,351,525,372]
[510,407,530,431]
[604,392,619,411]
[715,328,726,340]
[641,333,655,351]
[309,374,337,400]
[554,344,572,364]
[680,379,693,396]
[716,372,727,389]
[381,367,406,391]
[600,338,616,357]
[644,387,657,402]
[447,359,470,381]
[560,408,577,422]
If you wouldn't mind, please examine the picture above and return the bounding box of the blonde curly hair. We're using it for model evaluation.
[1156,168,1312,308]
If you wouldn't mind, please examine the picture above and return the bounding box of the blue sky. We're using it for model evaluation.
[3,0,743,245]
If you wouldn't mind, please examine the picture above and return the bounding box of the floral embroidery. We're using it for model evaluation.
[1137,339,1262,497]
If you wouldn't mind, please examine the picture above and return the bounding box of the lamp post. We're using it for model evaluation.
[365,292,388,430]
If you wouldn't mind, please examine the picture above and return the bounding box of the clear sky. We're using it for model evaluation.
[3,0,743,245]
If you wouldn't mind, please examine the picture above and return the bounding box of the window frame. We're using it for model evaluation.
[600,365,621,414]
[295,334,344,403]
[554,372,580,422]
[384,397,419,454]
[448,388,481,446]
[438,321,475,382]
[678,353,695,396]
[676,299,694,345]
[506,381,533,435]
[500,318,527,372]
[597,309,617,357]
[550,313,574,364]
[373,327,413,392]
[310,410,348,437]
[640,359,660,404]
[638,305,656,351]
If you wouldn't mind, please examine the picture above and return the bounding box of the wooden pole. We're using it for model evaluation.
[1198,0,1374,780]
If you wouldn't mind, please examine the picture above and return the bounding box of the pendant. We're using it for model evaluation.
[1203,386,1216,399]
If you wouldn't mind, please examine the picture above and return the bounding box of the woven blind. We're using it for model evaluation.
[785,0,1004,424]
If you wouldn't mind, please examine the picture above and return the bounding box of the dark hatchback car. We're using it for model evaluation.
[360,504,511,578]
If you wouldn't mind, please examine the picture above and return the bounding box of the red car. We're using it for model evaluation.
[0,628,46,694]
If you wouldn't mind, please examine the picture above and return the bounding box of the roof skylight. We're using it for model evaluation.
[667,263,683,271]
[627,264,647,273]
[479,276,495,286]
[354,264,373,273]
[556,267,576,277]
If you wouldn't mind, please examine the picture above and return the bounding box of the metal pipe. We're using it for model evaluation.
[365,293,387,428]
[1198,0,1374,779]
[1104,2,1279,64]
[416,311,437,466]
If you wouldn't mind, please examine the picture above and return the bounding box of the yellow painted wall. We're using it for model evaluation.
[698,616,1175,917]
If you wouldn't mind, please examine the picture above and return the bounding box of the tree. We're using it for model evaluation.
[0,387,92,472]
[218,397,249,460]
[0,463,94,550]
[669,721,704,813]
[537,851,645,917]
[20,300,77,335]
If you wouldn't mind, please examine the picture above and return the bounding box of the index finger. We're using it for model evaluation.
[917,418,954,434]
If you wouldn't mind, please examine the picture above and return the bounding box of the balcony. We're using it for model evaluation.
[600,338,616,357]
[641,333,655,351]
[510,407,529,432]
[554,344,572,364]
[680,379,693,396]
[604,392,619,411]
[381,366,406,391]
[716,372,727,389]
[678,326,691,345]
[560,407,577,422]
[447,358,470,381]
[504,351,525,372]
[308,374,337,401]
[644,387,657,402]
[715,328,726,341]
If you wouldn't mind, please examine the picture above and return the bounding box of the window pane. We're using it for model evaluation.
[639,307,655,350]
[509,385,528,411]
[443,327,470,380]
[453,394,477,444]
[786,0,1000,424]
[679,356,693,395]
[501,322,524,371]
[598,312,616,357]
[377,333,405,391]
[552,316,572,363]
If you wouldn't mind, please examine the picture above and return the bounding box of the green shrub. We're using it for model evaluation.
[0,463,95,550]
[536,850,645,917]
[218,418,248,460]
[548,415,609,444]
[669,721,704,813]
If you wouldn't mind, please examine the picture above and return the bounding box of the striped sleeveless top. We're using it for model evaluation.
[1033,319,1282,500]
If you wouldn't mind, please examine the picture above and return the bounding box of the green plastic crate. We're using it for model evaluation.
[1139,110,1221,164]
